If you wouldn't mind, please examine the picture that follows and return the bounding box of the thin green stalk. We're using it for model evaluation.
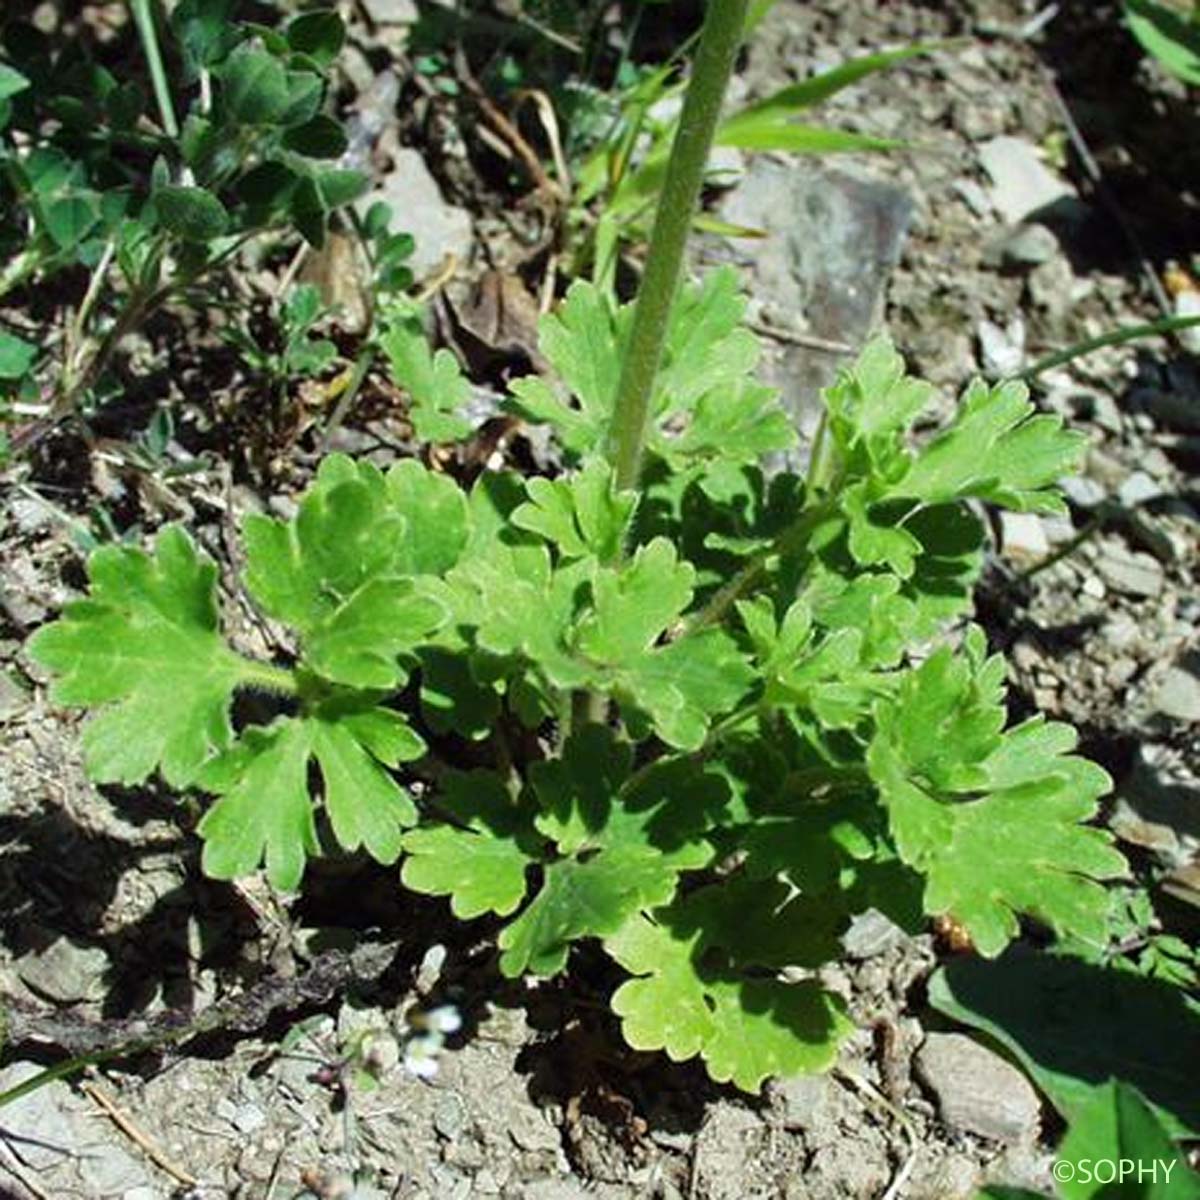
[1022,314,1200,379]
[683,497,837,636]
[130,0,179,140]
[606,0,749,497]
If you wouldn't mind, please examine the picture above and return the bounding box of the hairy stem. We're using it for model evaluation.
[606,0,748,496]
[236,658,300,697]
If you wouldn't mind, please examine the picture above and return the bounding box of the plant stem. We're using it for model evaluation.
[130,0,179,140]
[606,0,748,496]
[682,497,837,636]
[236,658,300,697]
[1021,314,1200,379]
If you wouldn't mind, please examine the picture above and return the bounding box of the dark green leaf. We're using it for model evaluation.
[41,192,101,250]
[282,113,347,158]
[220,44,289,125]
[286,10,345,67]
[0,63,31,101]
[930,952,1200,1136]
[155,185,230,243]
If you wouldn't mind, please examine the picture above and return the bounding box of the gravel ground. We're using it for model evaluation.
[0,0,1197,1197]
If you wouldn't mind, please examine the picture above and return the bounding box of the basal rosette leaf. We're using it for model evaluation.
[196,719,317,891]
[606,880,853,1091]
[898,377,1085,513]
[511,459,637,563]
[823,336,933,481]
[576,537,694,663]
[825,337,1084,515]
[197,702,425,890]
[616,629,756,750]
[498,850,682,977]
[401,770,545,918]
[868,636,1128,955]
[27,525,253,786]
[445,538,592,691]
[823,341,1083,577]
[505,281,617,457]
[243,455,456,687]
[506,270,791,467]
[497,731,727,977]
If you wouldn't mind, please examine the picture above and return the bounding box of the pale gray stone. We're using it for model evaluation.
[842,908,908,959]
[999,511,1050,561]
[978,136,1074,225]
[359,0,418,23]
[1119,471,1163,508]
[1153,664,1200,723]
[16,934,109,1004]
[1059,475,1107,509]
[361,148,473,279]
[978,316,1025,377]
[1094,541,1164,598]
[998,223,1059,268]
[916,1032,1041,1144]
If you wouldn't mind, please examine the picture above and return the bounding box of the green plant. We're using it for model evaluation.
[29,0,1130,1092]
[1124,0,1200,83]
[980,1080,1200,1200]
[568,37,935,290]
[0,2,367,443]
[223,282,338,402]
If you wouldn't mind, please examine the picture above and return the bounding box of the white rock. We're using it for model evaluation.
[916,1033,1041,1144]
[999,511,1049,561]
[360,148,473,279]
[1176,289,1200,355]
[1094,541,1164,598]
[1118,471,1163,508]
[1060,475,1107,509]
[978,136,1074,225]
[1153,665,1200,722]
[978,315,1026,377]
[359,0,418,23]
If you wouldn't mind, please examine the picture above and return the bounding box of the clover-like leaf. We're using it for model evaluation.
[154,185,230,243]
[27,526,252,786]
[868,638,1128,955]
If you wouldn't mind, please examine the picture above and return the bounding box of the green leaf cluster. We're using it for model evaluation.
[29,270,1129,1094]
[1,6,363,279]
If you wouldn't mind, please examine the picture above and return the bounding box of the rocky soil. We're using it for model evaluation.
[1,0,1197,1197]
